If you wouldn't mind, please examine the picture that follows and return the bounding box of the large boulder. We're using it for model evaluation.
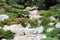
[29,10,42,19]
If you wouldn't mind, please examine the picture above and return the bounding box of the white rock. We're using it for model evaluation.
[48,23,54,26]
[31,34,42,40]
[23,28,34,35]
[55,23,60,28]
[42,34,47,39]
[31,34,46,40]
[29,10,38,15]
[14,29,24,36]
[2,39,7,40]
[29,10,42,19]
[38,20,42,24]
[26,7,33,10]
[0,14,9,21]
[29,15,42,19]
[35,26,44,33]
[13,36,31,40]
[26,23,31,28]
[3,24,24,35]
[50,16,56,21]
[23,28,30,35]
[47,28,54,32]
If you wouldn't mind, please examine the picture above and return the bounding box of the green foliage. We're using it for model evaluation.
[0,21,6,28]
[4,30,14,39]
[0,12,18,18]
[0,0,60,40]
[45,28,60,38]
[0,18,38,28]
[6,0,17,5]
[0,29,14,39]
[10,4,24,9]
[49,5,60,17]
[28,19,38,28]
[42,37,58,40]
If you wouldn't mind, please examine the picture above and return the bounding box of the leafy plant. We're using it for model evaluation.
[0,29,14,40]
[42,37,58,40]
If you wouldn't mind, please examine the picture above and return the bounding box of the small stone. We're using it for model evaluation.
[48,23,54,26]
[2,39,6,40]
[35,26,44,33]
[0,14,9,21]
[55,23,60,28]
[42,34,47,39]
[26,23,31,28]
[47,28,54,32]
[50,16,56,21]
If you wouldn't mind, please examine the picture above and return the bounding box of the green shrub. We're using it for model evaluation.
[42,37,58,40]
[0,12,17,18]
[0,29,14,39]
[49,5,60,17]
[0,21,7,28]
[11,4,24,9]
[45,28,60,38]
[28,19,38,28]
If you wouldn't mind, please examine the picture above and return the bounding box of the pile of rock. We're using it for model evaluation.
[3,24,46,40]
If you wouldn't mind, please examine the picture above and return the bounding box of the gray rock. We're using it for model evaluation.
[55,23,60,28]
[0,14,9,21]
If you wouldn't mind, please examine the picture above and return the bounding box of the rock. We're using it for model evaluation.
[47,28,54,32]
[23,28,34,35]
[14,29,25,36]
[26,7,33,11]
[3,24,24,34]
[0,14,9,21]
[13,34,46,40]
[35,26,44,34]
[31,34,46,40]
[31,34,41,40]
[29,10,42,19]
[24,26,44,35]
[55,23,60,28]
[50,16,56,21]
[13,36,31,40]
[41,34,47,39]
[48,23,54,26]
[29,10,38,15]
[25,23,31,28]
[38,20,42,24]
[2,39,7,40]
